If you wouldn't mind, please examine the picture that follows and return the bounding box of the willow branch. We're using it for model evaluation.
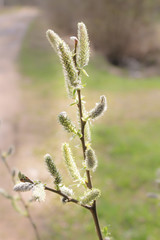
[72,37,103,238]
[77,89,92,189]
[45,186,91,210]
[76,89,103,240]
[90,203,103,240]
[0,155,41,240]
[73,37,92,189]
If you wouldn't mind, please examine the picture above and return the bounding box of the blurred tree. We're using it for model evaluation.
[0,0,4,7]
[41,0,160,66]
[4,0,37,6]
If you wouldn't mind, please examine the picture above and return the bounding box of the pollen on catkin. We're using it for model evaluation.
[80,188,101,205]
[13,182,34,192]
[62,143,82,183]
[58,41,80,88]
[84,121,91,143]
[89,95,107,120]
[46,29,62,52]
[85,147,97,172]
[58,112,81,137]
[32,183,46,202]
[44,154,62,185]
[60,185,73,197]
[77,22,90,68]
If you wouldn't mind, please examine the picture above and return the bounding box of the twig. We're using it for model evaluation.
[17,177,91,210]
[73,38,103,240]
[0,154,41,240]
[76,89,103,240]
[77,89,92,189]
[45,186,91,210]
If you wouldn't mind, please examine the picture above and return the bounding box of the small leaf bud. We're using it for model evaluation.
[18,172,32,183]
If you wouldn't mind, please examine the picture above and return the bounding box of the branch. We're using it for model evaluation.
[77,89,92,189]
[45,186,91,210]
[0,154,41,240]
[16,174,91,210]
[76,89,103,240]
[73,34,103,239]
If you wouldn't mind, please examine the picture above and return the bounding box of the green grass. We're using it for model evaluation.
[19,18,160,240]
[87,60,160,92]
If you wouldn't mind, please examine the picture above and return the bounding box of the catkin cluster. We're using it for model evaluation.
[45,22,107,204]
[13,21,107,212]
[14,182,46,202]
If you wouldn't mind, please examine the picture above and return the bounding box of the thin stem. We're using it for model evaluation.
[73,38,78,66]
[45,186,91,210]
[73,38,92,189]
[76,89,103,240]
[26,207,41,240]
[77,89,92,189]
[73,34,103,238]
[3,158,12,175]
[1,155,41,240]
[14,176,91,210]
[90,202,103,240]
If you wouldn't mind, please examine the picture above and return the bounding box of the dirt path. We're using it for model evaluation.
[0,7,38,151]
[0,7,41,240]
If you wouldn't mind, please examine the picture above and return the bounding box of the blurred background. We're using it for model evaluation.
[1,0,160,240]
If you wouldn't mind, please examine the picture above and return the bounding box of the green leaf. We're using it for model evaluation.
[70,101,78,106]
[82,69,89,77]
[77,130,82,138]
[73,88,77,96]
[102,226,109,237]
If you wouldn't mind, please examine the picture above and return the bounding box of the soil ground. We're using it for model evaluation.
[0,7,45,240]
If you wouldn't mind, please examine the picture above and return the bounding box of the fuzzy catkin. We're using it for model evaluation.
[77,22,90,68]
[58,112,81,137]
[60,185,73,197]
[58,41,80,88]
[89,95,107,120]
[32,183,46,202]
[46,30,75,97]
[44,154,62,185]
[46,29,62,52]
[84,121,91,143]
[80,188,101,205]
[62,143,82,182]
[85,148,97,172]
[13,182,34,192]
